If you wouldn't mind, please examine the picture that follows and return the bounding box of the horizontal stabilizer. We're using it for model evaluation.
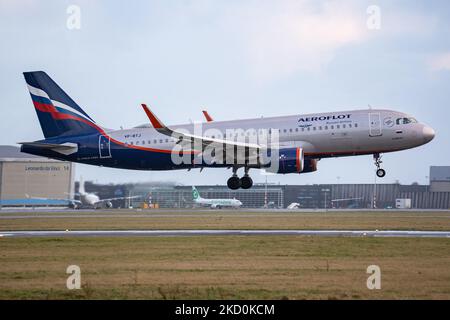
[18,142,78,155]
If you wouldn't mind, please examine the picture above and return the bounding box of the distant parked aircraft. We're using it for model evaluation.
[27,177,138,209]
[192,186,242,209]
[287,202,301,209]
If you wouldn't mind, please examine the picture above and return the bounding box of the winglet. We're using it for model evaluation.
[141,104,165,129]
[202,110,213,122]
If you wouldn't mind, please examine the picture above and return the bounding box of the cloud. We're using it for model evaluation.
[429,52,450,72]
[221,0,369,82]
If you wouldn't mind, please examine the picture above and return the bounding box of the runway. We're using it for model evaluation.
[1,229,450,238]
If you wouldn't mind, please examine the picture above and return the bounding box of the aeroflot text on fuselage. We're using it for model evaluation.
[298,114,352,122]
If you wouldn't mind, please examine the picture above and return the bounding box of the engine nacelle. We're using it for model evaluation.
[302,159,318,173]
[266,148,304,174]
[105,201,113,208]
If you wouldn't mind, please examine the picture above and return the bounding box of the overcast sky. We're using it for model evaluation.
[1,0,449,186]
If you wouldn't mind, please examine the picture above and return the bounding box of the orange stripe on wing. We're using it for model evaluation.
[141,104,164,129]
[202,110,213,122]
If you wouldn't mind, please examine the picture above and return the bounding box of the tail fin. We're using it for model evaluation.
[23,71,99,138]
[78,176,85,195]
[192,186,201,200]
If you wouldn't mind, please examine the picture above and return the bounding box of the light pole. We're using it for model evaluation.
[264,175,268,209]
[322,188,330,210]
[373,172,377,209]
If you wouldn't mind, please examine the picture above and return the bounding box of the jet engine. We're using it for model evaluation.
[105,201,113,208]
[266,148,304,174]
[302,159,318,173]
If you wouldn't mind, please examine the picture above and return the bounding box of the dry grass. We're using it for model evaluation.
[1,236,450,300]
[0,210,450,231]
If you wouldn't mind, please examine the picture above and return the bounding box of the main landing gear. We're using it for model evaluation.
[227,166,253,190]
[374,153,386,178]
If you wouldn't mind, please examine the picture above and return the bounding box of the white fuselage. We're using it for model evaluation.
[107,109,434,160]
[80,192,100,206]
[194,197,242,208]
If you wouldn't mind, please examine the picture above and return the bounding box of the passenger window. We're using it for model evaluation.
[342,124,346,129]
[283,129,287,133]
[154,139,157,144]
[148,140,151,144]
[302,128,305,132]
[130,142,133,145]
[337,125,340,129]
[355,123,358,128]
[136,141,139,145]
[295,128,298,132]
[331,125,334,129]
[324,126,328,130]
[319,126,322,130]
[348,124,352,128]
[142,140,145,145]
[159,139,163,143]
[313,127,316,131]
[289,128,292,133]
[307,127,310,131]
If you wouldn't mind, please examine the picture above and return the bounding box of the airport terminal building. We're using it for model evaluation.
[84,172,450,210]
[0,145,74,207]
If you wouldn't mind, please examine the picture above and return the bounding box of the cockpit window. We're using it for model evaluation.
[396,117,417,125]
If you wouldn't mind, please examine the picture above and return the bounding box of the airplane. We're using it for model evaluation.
[287,202,301,209]
[26,177,139,209]
[19,71,435,190]
[73,176,139,208]
[192,186,242,209]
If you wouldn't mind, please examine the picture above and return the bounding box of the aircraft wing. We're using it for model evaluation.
[93,195,140,204]
[25,194,81,204]
[141,104,265,163]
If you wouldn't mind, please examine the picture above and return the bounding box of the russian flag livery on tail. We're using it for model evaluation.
[20,71,435,189]
[24,71,97,138]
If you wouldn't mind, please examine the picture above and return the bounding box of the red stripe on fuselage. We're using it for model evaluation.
[33,100,196,154]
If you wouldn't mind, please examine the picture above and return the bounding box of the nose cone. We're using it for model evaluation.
[422,126,435,143]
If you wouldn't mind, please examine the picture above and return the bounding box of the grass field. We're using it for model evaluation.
[1,236,450,299]
[1,210,450,231]
[1,210,449,299]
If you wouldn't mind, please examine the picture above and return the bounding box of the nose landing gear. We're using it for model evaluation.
[374,153,386,178]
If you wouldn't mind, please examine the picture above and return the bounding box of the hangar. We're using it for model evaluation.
[0,145,74,207]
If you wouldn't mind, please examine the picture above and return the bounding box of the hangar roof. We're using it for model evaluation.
[0,145,62,162]
[430,166,450,182]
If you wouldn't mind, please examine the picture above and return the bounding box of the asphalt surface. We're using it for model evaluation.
[1,229,450,238]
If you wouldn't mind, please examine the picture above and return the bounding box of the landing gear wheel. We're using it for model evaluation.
[227,176,241,190]
[376,168,386,178]
[373,153,386,178]
[240,176,253,189]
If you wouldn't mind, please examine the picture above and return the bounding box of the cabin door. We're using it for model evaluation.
[99,135,112,158]
[369,113,382,137]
